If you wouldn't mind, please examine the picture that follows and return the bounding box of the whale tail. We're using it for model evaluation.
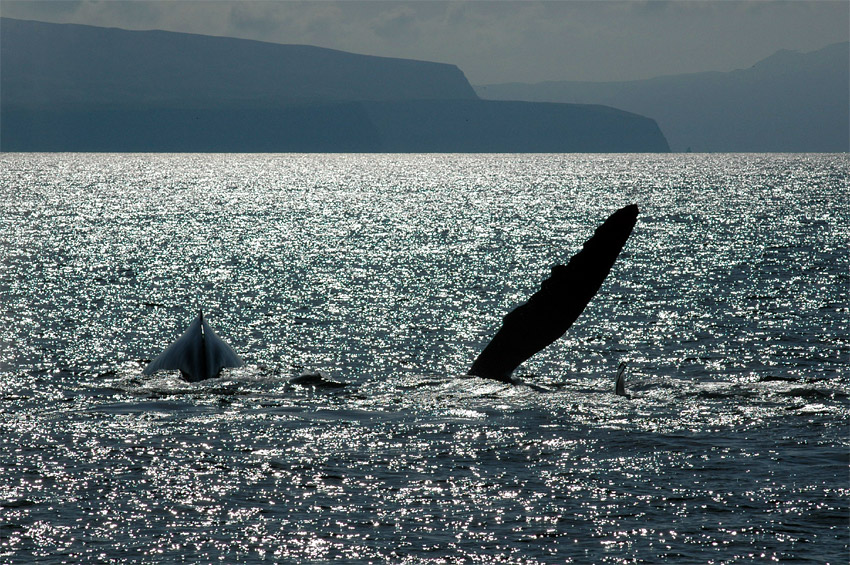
[143,309,244,382]
[469,204,639,382]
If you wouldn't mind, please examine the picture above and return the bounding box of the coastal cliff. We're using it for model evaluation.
[476,42,849,153]
[1,18,669,153]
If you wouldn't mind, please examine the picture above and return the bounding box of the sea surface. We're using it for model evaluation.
[0,153,847,563]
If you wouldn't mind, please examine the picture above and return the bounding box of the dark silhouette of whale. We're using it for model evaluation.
[143,310,244,382]
[615,361,629,397]
[469,204,639,382]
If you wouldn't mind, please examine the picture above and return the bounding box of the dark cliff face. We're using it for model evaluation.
[0,17,669,153]
[361,100,669,153]
[1,102,669,153]
[1,17,478,109]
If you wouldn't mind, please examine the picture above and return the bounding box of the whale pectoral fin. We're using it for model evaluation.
[469,204,639,382]
[615,362,627,396]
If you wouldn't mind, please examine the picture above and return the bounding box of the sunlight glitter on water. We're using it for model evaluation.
[0,153,848,563]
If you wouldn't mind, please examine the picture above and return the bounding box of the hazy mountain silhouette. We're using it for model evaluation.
[1,18,476,109]
[476,42,849,153]
[0,18,669,152]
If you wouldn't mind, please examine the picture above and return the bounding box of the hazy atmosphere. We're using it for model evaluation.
[3,0,848,84]
[1,1,849,563]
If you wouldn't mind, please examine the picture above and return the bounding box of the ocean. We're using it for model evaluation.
[0,153,847,563]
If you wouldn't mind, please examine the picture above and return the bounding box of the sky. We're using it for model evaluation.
[2,1,848,85]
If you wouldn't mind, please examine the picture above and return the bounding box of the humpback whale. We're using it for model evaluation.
[469,204,639,382]
[615,362,628,397]
[143,310,244,382]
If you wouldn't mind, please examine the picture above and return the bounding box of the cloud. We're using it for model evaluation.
[229,3,283,35]
[371,6,419,42]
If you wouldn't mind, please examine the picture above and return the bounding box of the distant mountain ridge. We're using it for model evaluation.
[1,17,477,109]
[476,42,849,152]
[0,17,669,152]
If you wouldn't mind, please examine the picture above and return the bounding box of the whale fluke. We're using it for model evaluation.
[143,310,244,382]
[469,204,639,382]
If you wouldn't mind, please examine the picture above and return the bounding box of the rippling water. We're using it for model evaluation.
[1,153,847,563]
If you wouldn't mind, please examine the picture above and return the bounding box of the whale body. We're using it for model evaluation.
[469,204,639,382]
[143,310,244,382]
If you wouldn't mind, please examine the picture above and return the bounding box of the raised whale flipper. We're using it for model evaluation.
[469,204,639,382]
[143,310,244,382]
[615,361,628,397]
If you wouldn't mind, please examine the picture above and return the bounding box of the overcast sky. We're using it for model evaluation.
[3,1,848,84]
